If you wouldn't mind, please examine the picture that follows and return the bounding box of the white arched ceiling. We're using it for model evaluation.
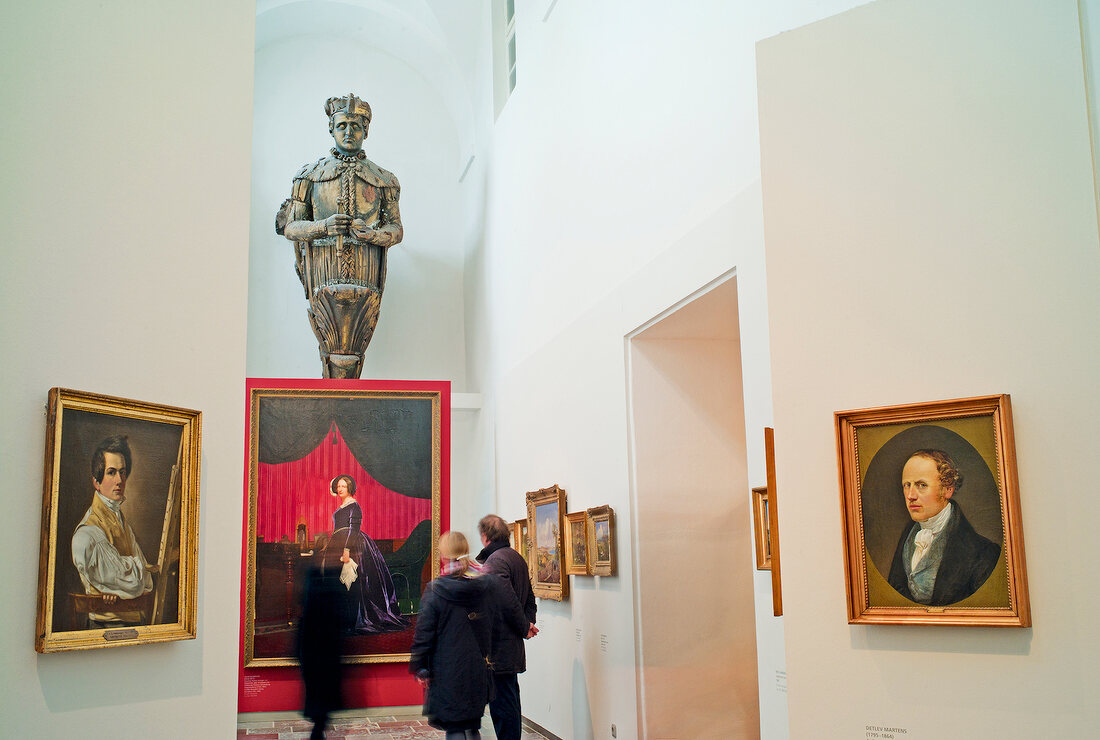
[256,0,478,166]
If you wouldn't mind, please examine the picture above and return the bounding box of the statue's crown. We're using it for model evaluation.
[325,93,372,122]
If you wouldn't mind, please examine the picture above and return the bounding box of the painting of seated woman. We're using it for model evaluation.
[244,383,445,667]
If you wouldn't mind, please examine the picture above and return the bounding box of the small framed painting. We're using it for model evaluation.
[564,511,589,576]
[586,505,616,577]
[765,427,782,616]
[525,484,568,600]
[752,486,771,570]
[512,518,529,561]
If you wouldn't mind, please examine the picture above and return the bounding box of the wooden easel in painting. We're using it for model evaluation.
[151,435,184,624]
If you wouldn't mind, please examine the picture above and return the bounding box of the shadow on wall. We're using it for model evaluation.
[572,657,594,740]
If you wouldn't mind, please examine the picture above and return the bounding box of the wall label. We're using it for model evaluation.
[242,676,271,697]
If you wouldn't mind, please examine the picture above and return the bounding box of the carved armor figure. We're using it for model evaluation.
[277,94,403,379]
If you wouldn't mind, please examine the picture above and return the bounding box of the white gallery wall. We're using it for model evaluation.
[629,280,760,739]
[248,13,471,385]
[247,1,495,531]
[758,0,1100,736]
[10,1,1094,738]
[0,0,254,736]
[473,2,873,738]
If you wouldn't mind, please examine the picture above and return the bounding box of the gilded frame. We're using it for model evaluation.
[243,380,445,667]
[586,505,616,577]
[525,484,569,601]
[36,388,201,653]
[836,394,1030,627]
[512,518,529,562]
[751,486,771,570]
[564,511,590,576]
[765,427,783,616]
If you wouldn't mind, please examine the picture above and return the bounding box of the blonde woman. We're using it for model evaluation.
[410,532,528,740]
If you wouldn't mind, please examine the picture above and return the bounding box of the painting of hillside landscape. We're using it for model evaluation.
[594,519,610,561]
[525,484,568,600]
[536,501,561,584]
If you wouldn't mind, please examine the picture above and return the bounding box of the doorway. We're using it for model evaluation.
[626,273,760,739]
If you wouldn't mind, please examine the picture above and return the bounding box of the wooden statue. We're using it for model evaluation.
[276,94,403,379]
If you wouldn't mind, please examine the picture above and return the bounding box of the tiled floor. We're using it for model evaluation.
[237,710,554,739]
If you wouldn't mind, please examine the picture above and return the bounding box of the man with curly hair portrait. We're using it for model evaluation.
[886,449,1000,605]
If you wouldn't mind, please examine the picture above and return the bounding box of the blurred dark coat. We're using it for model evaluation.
[297,564,347,723]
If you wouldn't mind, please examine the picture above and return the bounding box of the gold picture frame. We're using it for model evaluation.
[35,388,201,653]
[765,427,783,616]
[586,505,616,577]
[243,379,445,667]
[564,511,589,576]
[751,486,771,570]
[512,518,529,561]
[526,484,568,601]
[835,394,1030,627]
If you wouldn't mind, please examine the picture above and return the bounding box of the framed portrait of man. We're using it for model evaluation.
[35,388,202,653]
[835,394,1030,626]
[242,379,447,667]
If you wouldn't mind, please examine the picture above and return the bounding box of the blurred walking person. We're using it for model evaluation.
[297,540,347,740]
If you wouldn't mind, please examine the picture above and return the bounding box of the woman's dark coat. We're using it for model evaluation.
[409,572,528,730]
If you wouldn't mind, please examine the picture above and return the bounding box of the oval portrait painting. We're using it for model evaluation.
[860,424,1004,607]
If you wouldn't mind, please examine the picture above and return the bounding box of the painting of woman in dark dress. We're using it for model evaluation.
[328,475,408,634]
[243,382,445,675]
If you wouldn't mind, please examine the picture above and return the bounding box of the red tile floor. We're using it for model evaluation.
[237,710,554,740]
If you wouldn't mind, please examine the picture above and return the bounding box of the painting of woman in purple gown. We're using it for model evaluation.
[327,474,408,634]
[243,380,447,667]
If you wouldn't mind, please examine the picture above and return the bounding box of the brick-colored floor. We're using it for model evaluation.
[237,711,553,739]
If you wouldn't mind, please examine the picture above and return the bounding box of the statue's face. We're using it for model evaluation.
[331,112,367,155]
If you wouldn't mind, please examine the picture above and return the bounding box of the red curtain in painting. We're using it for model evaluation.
[256,421,429,543]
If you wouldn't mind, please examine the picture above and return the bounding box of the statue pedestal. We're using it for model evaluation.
[307,283,381,379]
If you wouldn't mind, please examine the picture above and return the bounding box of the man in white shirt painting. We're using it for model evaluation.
[71,435,155,628]
[886,449,1000,606]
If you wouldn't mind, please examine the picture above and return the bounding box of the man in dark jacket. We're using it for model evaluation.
[476,514,538,740]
